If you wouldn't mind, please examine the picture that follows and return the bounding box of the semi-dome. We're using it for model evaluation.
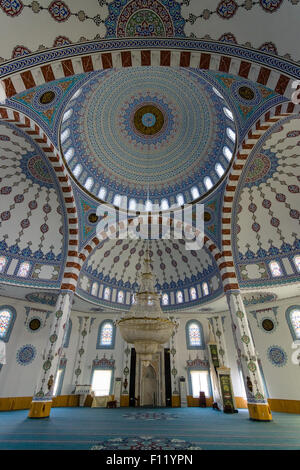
[60,66,236,208]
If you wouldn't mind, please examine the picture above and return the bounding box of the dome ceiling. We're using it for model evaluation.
[0,122,66,288]
[233,116,300,287]
[77,238,222,310]
[61,66,236,206]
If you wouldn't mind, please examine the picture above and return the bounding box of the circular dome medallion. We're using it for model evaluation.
[133,105,164,136]
[39,90,56,105]
[61,67,236,204]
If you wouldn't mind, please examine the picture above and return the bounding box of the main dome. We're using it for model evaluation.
[60,67,236,207]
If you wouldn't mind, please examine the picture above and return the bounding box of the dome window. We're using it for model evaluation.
[61,128,70,143]
[98,187,107,200]
[202,282,209,296]
[223,146,233,161]
[223,107,234,121]
[191,186,200,200]
[204,177,213,191]
[215,163,225,178]
[269,260,282,277]
[84,177,94,191]
[64,147,74,162]
[73,164,82,178]
[227,127,236,143]
[176,194,185,206]
[62,108,73,123]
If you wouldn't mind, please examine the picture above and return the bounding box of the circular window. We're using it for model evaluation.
[29,318,41,331]
[262,318,274,332]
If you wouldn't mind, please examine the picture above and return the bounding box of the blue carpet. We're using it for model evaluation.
[0,407,300,450]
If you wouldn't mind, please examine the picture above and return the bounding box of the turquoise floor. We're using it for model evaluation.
[0,407,300,450]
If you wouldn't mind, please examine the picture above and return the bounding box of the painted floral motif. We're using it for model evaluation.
[12,45,31,58]
[16,344,36,366]
[259,0,283,12]
[218,32,237,43]
[267,346,287,367]
[48,1,70,22]
[216,0,238,19]
[259,42,278,54]
[0,0,24,17]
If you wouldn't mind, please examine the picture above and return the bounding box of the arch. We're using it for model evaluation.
[186,320,205,350]
[221,109,295,293]
[1,40,299,104]
[0,305,16,342]
[285,306,300,341]
[96,319,116,349]
[0,107,79,293]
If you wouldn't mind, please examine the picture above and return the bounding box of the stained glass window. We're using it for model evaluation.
[290,309,300,339]
[104,287,111,300]
[215,163,225,177]
[188,322,201,347]
[0,309,12,339]
[176,194,185,206]
[61,128,70,143]
[162,293,169,305]
[176,291,183,303]
[293,256,300,273]
[98,187,107,200]
[100,322,113,346]
[62,108,73,123]
[117,290,124,303]
[269,260,282,277]
[191,186,200,200]
[91,282,98,296]
[161,199,169,210]
[73,164,82,178]
[227,127,236,142]
[0,256,7,273]
[202,282,209,296]
[223,107,234,121]
[17,261,30,278]
[84,177,94,191]
[190,287,197,301]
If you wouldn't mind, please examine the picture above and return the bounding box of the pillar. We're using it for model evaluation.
[71,316,91,394]
[28,291,73,418]
[226,290,272,421]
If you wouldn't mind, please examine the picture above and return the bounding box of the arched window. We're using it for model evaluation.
[0,306,16,342]
[97,320,115,349]
[204,177,213,191]
[17,261,31,278]
[176,194,185,206]
[71,88,82,100]
[73,164,82,178]
[186,320,204,349]
[269,260,282,277]
[223,146,233,161]
[61,128,70,143]
[190,287,197,301]
[113,194,122,207]
[226,127,236,142]
[223,107,234,121]
[117,290,124,303]
[176,290,183,304]
[0,256,7,273]
[64,147,74,162]
[162,293,169,305]
[202,282,209,296]
[63,319,72,348]
[191,186,200,200]
[62,108,73,123]
[103,287,111,301]
[98,187,107,200]
[161,199,169,210]
[286,306,300,340]
[145,199,152,212]
[215,163,225,178]
[91,282,98,297]
[129,199,137,211]
[212,86,224,99]
[84,177,94,191]
[293,255,300,273]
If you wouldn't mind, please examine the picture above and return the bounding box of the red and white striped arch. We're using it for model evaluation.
[221,103,296,293]
[0,107,79,292]
[1,47,298,104]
